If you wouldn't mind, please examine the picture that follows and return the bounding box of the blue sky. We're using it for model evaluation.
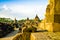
[0,0,48,20]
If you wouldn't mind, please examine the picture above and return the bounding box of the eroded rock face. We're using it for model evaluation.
[45,0,54,23]
[39,0,60,32]
[45,0,60,32]
[46,0,60,23]
[55,0,60,14]
[54,0,60,23]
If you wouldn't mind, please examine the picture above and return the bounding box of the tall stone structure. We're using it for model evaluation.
[45,0,60,32]
[13,18,18,28]
[34,14,40,21]
[14,18,17,23]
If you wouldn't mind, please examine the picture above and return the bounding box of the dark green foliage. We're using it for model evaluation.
[0,18,13,23]
[0,22,14,37]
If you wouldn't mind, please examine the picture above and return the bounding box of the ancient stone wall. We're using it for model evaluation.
[45,0,60,32]
[30,32,60,40]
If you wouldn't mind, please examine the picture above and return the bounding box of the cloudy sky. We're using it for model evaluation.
[0,0,48,20]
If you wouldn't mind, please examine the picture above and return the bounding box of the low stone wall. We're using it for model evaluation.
[53,23,60,32]
[13,32,31,40]
[38,22,53,32]
[45,23,53,32]
[12,33,22,40]
[30,32,60,40]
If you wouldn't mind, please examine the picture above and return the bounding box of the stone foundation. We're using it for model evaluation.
[30,32,60,40]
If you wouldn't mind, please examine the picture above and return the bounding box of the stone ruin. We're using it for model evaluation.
[39,0,60,32]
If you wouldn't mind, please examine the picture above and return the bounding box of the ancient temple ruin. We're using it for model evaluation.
[39,0,60,32]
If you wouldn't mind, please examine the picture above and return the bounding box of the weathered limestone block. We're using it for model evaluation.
[45,23,53,32]
[30,34,36,40]
[44,0,60,32]
[54,14,60,23]
[53,23,60,32]
[30,32,60,40]
[55,0,60,14]
[38,20,46,30]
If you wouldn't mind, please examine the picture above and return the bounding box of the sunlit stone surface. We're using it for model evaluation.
[39,0,60,32]
[30,32,60,40]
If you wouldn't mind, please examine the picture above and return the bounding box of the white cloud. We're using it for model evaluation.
[10,5,42,14]
[0,4,47,20]
[2,4,9,10]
